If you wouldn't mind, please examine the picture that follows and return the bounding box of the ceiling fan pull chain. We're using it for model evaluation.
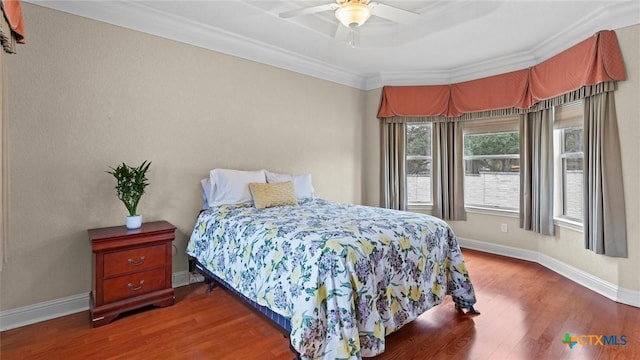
[349,27,356,48]
[348,25,362,48]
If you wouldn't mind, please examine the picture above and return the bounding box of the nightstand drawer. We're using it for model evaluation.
[104,244,166,277]
[103,267,166,303]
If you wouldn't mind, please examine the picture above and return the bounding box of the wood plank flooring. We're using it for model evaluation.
[1,249,638,359]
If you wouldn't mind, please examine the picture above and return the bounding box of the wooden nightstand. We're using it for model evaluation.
[88,220,176,327]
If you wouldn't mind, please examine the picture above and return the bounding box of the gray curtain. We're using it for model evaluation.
[0,8,15,54]
[519,109,554,235]
[583,92,627,257]
[432,122,466,220]
[0,49,4,268]
[380,122,407,210]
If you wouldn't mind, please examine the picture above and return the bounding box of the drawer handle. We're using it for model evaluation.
[127,280,145,291]
[128,256,145,266]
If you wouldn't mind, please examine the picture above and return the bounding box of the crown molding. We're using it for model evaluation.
[27,0,367,89]
[530,1,640,64]
[368,1,640,90]
[367,50,538,89]
[27,1,640,91]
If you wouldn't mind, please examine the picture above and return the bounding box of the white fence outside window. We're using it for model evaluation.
[408,171,583,218]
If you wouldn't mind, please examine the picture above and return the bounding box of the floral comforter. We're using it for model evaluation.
[186,199,476,359]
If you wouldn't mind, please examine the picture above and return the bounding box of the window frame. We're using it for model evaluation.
[553,100,585,227]
[405,122,433,208]
[462,117,520,213]
[560,135,584,221]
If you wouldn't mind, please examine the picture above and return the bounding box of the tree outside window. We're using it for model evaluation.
[463,118,520,211]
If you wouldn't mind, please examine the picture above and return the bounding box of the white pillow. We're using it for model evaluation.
[209,169,267,206]
[200,178,212,209]
[266,171,315,200]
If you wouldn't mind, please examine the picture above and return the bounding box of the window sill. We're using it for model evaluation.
[465,206,519,218]
[554,217,583,232]
[408,204,433,213]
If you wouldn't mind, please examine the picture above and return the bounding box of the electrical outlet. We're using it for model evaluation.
[501,224,508,233]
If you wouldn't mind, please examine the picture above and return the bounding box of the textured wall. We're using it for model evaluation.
[0,4,364,310]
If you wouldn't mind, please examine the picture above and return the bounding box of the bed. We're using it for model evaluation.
[186,169,477,359]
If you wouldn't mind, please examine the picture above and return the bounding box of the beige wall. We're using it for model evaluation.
[1,4,638,314]
[0,4,364,310]
[363,24,640,292]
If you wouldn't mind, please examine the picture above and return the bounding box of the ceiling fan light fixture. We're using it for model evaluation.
[335,1,372,28]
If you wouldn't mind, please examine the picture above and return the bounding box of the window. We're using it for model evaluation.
[406,123,432,205]
[554,101,584,223]
[463,118,520,211]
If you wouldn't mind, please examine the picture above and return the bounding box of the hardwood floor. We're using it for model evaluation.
[1,249,638,359]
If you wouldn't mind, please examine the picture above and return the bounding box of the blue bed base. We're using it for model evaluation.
[190,257,293,334]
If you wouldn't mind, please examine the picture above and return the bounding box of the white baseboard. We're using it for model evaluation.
[172,270,190,288]
[2,246,639,332]
[457,237,640,308]
[0,292,89,332]
[0,270,191,332]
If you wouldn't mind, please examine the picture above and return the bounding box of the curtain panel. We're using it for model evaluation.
[0,50,4,269]
[380,122,407,211]
[0,0,21,268]
[432,122,466,221]
[519,109,554,235]
[0,7,14,53]
[583,92,627,257]
[378,30,625,119]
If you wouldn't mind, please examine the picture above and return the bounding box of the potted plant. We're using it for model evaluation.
[107,160,151,229]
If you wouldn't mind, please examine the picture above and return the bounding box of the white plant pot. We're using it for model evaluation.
[126,215,142,229]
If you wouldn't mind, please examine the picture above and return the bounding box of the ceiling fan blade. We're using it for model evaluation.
[370,2,420,24]
[279,3,338,19]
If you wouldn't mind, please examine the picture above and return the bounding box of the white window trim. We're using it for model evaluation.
[553,100,584,226]
[463,117,520,212]
[406,123,433,206]
[465,205,519,218]
[408,203,433,213]
[463,117,520,133]
[554,217,584,232]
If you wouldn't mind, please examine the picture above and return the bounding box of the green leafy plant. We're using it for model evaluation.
[107,160,151,216]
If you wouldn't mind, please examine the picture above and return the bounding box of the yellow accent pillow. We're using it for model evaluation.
[249,181,298,209]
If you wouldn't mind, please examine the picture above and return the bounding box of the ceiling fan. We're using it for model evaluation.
[279,0,420,29]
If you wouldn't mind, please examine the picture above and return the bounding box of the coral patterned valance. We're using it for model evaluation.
[378,30,626,119]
